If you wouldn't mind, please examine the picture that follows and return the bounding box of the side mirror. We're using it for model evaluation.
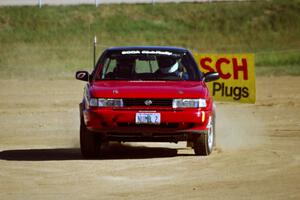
[75,71,89,82]
[203,72,219,82]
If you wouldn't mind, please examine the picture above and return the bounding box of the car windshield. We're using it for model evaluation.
[95,50,200,81]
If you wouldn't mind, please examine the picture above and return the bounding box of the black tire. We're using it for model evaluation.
[80,117,101,159]
[193,112,215,156]
[212,108,216,148]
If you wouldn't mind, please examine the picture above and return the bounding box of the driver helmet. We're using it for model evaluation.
[158,57,179,74]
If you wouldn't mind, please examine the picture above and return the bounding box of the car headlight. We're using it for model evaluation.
[172,99,207,108]
[89,98,123,107]
[89,98,98,107]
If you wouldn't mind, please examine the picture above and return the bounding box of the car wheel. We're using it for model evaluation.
[80,117,101,158]
[212,109,216,148]
[193,113,215,156]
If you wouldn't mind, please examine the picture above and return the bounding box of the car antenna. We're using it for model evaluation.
[93,35,97,69]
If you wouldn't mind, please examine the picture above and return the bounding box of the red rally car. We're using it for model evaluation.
[76,46,219,158]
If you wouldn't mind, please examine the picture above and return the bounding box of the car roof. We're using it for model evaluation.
[105,46,189,53]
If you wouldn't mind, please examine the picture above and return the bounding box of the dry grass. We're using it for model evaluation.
[0,0,299,78]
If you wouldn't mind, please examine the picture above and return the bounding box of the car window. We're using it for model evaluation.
[104,59,115,73]
[135,60,158,73]
[97,51,200,81]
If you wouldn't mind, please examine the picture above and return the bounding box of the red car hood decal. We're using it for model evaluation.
[90,81,208,99]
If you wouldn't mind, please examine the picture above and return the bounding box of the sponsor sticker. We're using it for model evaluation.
[121,50,173,55]
[193,53,256,103]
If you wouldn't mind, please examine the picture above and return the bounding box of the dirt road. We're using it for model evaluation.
[0,76,299,200]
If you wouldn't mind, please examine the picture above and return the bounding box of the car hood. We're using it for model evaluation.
[90,81,208,98]
[90,81,209,99]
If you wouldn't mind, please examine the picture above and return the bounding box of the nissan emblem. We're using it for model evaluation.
[144,99,152,106]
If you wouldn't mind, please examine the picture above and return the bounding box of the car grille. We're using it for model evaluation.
[123,98,173,107]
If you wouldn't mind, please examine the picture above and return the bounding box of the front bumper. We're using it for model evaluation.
[82,106,212,141]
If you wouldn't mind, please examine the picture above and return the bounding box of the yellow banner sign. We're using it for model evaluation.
[193,53,256,103]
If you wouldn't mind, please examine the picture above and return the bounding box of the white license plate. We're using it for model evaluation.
[135,113,161,124]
